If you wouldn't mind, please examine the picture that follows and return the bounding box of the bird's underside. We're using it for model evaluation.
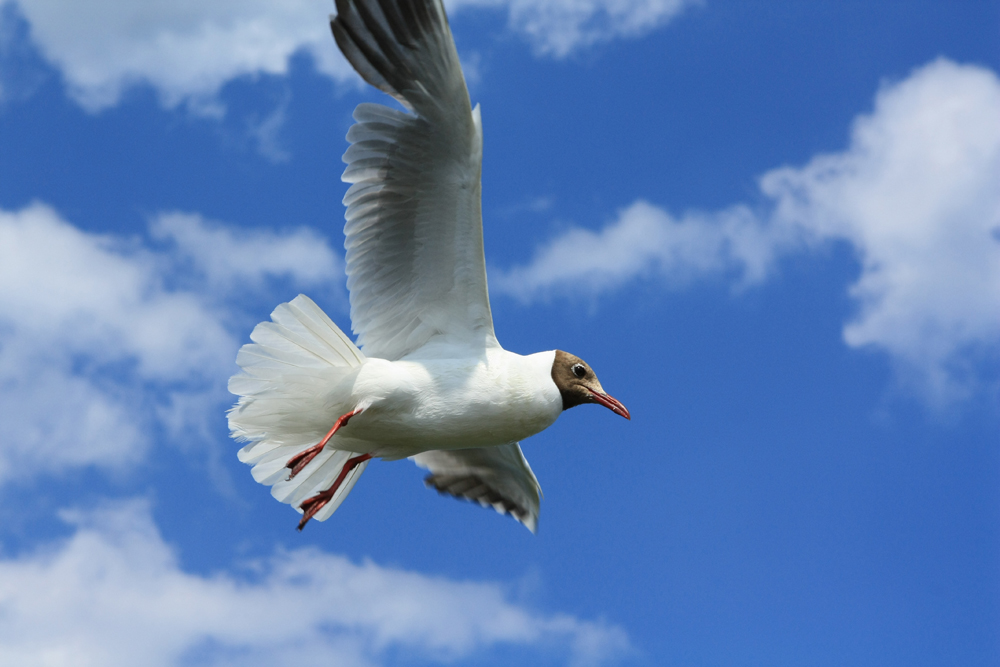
[229,296,544,532]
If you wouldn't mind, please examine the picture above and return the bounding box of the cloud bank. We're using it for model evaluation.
[497,59,1000,403]
[0,203,341,484]
[5,0,695,112]
[0,499,629,666]
[0,207,627,667]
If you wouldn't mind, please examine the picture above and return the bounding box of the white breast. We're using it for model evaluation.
[334,349,562,457]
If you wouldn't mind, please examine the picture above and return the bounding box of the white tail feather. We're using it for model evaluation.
[229,294,370,522]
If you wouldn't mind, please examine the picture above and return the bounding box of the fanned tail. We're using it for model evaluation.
[228,294,369,523]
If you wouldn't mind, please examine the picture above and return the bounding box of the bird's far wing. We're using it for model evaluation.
[332,0,498,360]
[411,443,542,532]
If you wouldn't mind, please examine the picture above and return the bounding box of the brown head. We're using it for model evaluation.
[550,350,630,419]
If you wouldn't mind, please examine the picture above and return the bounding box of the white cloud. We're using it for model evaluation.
[496,200,781,298]
[150,211,340,293]
[244,93,293,162]
[762,59,1000,402]
[451,0,697,58]
[0,499,630,667]
[0,2,46,104]
[8,0,353,112]
[4,0,695,112]
[497,59,1000,403]
[0,204,342,484]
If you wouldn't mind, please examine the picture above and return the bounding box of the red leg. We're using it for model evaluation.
[297,453,373,531]
[286,408,362,480]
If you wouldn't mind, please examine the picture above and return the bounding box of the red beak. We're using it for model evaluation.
[589,389,631,420]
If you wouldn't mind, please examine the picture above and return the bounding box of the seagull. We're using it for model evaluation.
[228,0,630,533]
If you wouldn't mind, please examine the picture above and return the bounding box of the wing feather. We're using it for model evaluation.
[332,0,498,360]
[411,444,543,532]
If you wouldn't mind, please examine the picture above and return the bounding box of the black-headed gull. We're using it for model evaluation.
[228,0,629,532]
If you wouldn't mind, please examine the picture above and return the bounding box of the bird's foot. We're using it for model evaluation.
[297,452,373,531]
[286,408,362,480]
[286,443,324,479]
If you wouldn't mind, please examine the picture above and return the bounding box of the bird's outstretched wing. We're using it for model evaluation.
[332,0,498,360]
[411,444,542,532]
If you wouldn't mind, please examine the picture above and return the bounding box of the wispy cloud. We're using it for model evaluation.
[496,59,1000,404]
[495,200,780,297]
[150,211,338,293]
[0,204,341,485]
[0,499,631,666]
[450,0,698,58]
[3,0,695,113]
[244,92,293,163]
[0,2,47,104]
[6,0,353,112]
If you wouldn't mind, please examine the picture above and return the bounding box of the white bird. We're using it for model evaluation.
[228,0,630,533]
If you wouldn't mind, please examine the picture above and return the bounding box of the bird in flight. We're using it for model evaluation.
[228,0,630,532]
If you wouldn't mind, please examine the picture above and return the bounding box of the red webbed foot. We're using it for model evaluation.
[285,408,362,480]
[297,453,373,530]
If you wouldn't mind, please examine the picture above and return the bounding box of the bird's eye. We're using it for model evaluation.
[571,364,587,378]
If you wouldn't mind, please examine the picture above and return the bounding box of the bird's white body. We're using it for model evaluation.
[321,350,562,458]
[229,295,558,529]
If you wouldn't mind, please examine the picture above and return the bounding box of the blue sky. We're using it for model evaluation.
[0,0,998,665]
